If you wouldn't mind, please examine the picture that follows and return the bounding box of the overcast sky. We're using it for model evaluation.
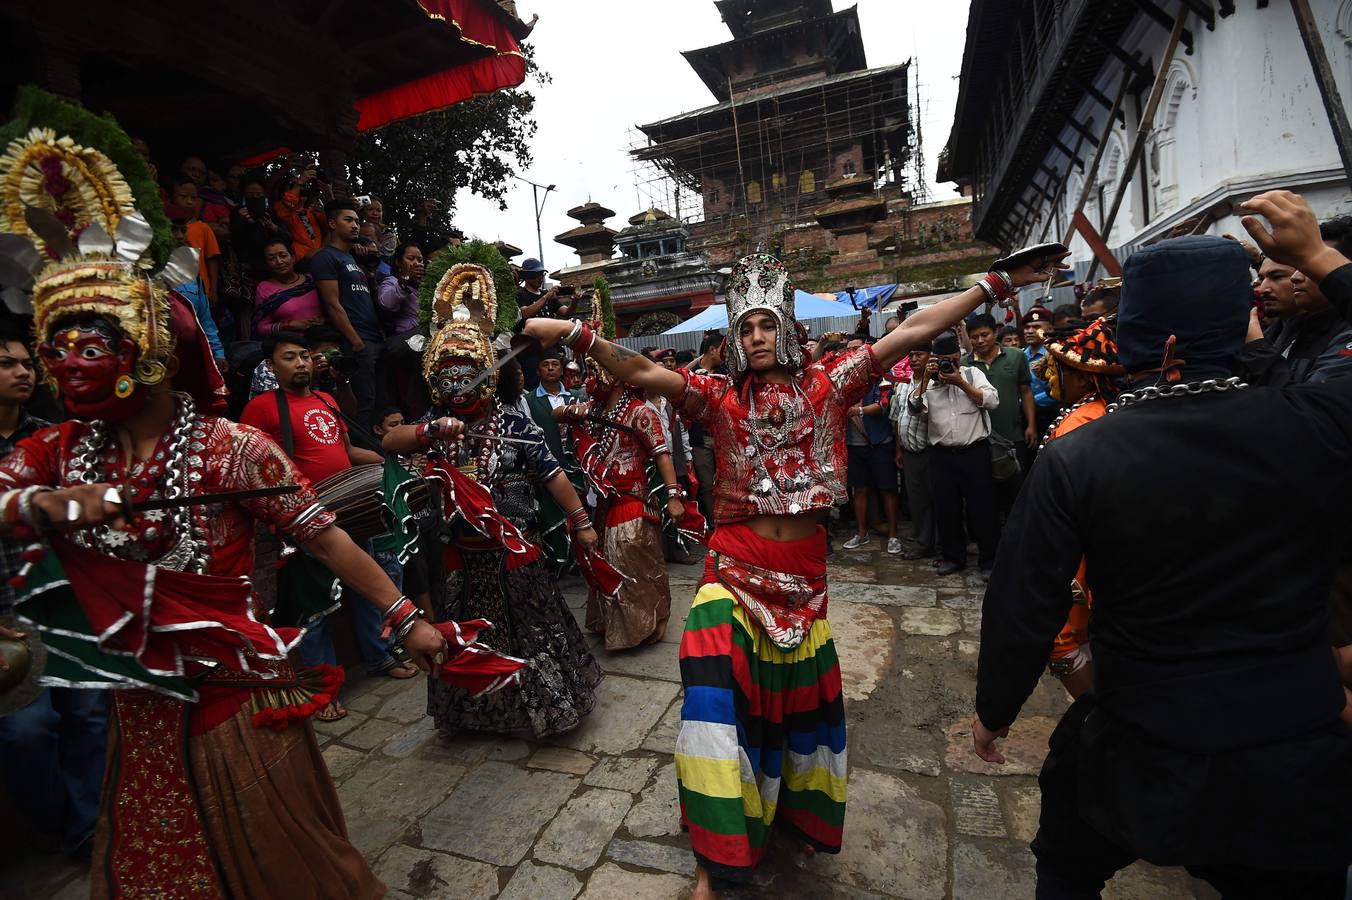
[453,0,971,267]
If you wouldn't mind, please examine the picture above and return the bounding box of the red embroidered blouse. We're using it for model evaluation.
[678,345,882,524]
[0,417,334,579]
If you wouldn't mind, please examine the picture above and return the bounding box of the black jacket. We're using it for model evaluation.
[977,264,1352,868]
[1239,306,1352,386]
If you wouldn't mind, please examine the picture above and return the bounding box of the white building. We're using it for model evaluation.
[941,0,1352,286]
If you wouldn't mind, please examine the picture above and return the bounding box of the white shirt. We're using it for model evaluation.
[535,383,569,411]
[911,365,999,448]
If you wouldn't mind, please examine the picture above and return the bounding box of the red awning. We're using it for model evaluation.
[354,0,527,132]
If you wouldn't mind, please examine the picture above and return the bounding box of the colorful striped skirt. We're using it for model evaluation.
[675,581,847,885]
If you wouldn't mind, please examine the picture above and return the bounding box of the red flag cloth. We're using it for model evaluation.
[46,536,301,678]
[429,460,541,562]
[431,619,527,697]
[573,540,626,600]
[674,502,709,547]
[354,0,527,131]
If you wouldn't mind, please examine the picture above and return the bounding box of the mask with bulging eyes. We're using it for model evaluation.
[434,357,492,417]
[38,317,147,421]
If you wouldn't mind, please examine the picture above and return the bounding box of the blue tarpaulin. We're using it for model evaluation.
[661,290,850,335]
[834,284,898,311]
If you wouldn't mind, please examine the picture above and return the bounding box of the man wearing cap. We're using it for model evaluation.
[974,191,1352,897]
[515,258,560,390]
[527,348,587,567]
[1022,305,1059,445]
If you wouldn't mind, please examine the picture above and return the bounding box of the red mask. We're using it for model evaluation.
[39,321,146,421]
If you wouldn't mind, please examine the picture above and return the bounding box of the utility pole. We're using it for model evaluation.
[514,174,556,265]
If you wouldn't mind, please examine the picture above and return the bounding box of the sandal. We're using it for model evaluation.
[315,700,348,722]
[380,662,419,680]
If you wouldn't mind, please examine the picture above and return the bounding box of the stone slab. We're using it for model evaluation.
[944,716,1057,776]
[498,861,583,900]
[381,718,437,758]
[951,777,1007,837]
[340,716,403,751]
[829,599,897,703]
[961,609,983,633]
[831,582,938,608]
[1004,785,1041,844]
[605,838,696,876]
[958,639,980,657]
[1105,862,1204,900]
[813,769,948,899]
[952,840,1036,899]
[336,754,465,857]
[321,744,366,784]
[421,761,577,866]
[578,862,692,899]
[533,788,634,871]
[373,681,432,725]
[584,755,660,793]
[623,760,682,838]
[938,588,984,610]
[586,640,680,682]
[898,607,962,636]
[857,726,942,778]
[422,734,531,767]
[528,746,596,777]
[372,843,498,898]
[550,676,679,756]
[640,697,683,755]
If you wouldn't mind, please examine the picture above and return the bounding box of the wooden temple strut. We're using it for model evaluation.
[1085,6,1190,281]
[1289,0,1352,186]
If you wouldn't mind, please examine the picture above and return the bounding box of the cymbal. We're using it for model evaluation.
[0,615,46,717]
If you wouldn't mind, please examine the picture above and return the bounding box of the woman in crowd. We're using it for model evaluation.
[377,242,424,336]
[383,263,603,739]
[252,240,323,339]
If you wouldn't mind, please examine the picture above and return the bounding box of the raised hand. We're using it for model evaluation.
[1240,190,1347,279]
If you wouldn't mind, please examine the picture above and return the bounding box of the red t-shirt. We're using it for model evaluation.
[240,389,350,484]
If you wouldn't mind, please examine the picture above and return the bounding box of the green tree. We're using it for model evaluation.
[349,45,547,234]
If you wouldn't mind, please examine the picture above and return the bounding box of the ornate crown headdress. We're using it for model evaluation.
[1045,314,1124,376]
[422,262,498,383]
[0,88,192,388]
[724,253,801,376]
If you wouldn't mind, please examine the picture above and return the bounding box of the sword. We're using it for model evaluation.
[122,484,301,513]
[452,341,533,400]
[463,429,539,446]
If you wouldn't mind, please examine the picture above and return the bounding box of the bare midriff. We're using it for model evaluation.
[744,512,820,543]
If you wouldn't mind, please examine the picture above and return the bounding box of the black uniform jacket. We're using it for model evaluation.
[977,264,1352,869]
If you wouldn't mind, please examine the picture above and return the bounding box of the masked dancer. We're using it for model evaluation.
[563,358,682,650]
[1030,316,1123,699]
[526,248,1067,896]
[383,263,603,738]
[0,89,528,899]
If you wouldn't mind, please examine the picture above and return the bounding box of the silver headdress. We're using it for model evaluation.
[724,252,801,377]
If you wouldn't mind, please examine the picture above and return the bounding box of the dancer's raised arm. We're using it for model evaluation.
[524,318,687,399]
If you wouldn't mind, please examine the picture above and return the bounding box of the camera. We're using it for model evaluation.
[938,359,957,375]
[557,285,576,297]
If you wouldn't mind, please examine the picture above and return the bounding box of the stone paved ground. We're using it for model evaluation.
[17,546,1216,899]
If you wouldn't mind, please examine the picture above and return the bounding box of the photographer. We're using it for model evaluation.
[516,259,572,390]
[912,330,1000,579]
[377,242,424,336]
[410,197,449,258]
[231,174,289,279]
[272,159,328,259]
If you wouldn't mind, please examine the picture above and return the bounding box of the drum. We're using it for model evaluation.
[312,464,431,543]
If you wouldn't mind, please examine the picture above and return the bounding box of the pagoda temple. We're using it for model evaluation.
[632,0,996,301]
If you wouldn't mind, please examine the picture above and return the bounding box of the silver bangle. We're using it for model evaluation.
[17,486,52,529]
[977,280,997,304]
[559,320,584,348]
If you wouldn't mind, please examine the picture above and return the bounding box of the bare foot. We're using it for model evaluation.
[691,864,720,900]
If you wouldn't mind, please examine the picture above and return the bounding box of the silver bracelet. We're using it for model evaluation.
[559,320,584,348]
[976,280,997,304]
[17,486,52,530]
